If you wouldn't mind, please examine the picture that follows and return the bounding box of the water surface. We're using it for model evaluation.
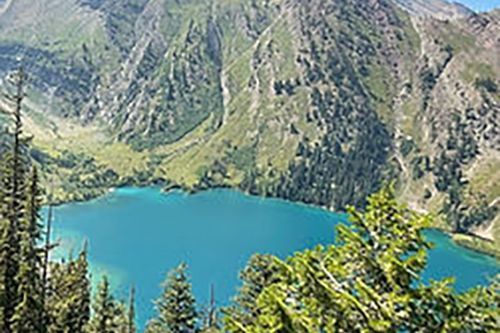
[48,187,499,328]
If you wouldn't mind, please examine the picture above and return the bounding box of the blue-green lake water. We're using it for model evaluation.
[47,187,499,329]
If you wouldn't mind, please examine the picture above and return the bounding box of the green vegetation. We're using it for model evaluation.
[475,78,498,94]
[87,276,135,333]
[461,62,494,84]
[145,263,198,333]
[0,68,498,332]
[46,249,91,333]
[437,22,476,53]
[431,114,498,237]
[0,68,133,333]
[1,0,498,254]
[224,186,499,332]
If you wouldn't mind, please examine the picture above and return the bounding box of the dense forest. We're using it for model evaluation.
[0,68,498,332]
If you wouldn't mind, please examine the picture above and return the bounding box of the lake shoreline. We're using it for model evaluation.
[50,186,499,330]
[47,183,500,260]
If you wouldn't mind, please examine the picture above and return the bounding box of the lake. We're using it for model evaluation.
[47,187,499,329]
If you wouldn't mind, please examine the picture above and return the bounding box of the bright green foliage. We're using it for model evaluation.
[224,186,499,332]
[408,277,499,331]
[87,276,120,333]
[224,254,281,326]
[103,285,137,333]
[113,301,132,333]
[86,276,134,333]
[46,248,91,333]
[145,263,197,333]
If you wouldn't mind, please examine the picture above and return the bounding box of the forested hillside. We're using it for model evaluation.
[0,0,498,252]
[0,75,497,331]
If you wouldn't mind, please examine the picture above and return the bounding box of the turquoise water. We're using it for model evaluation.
[47,187,498,329]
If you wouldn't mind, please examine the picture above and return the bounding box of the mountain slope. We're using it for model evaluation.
[0,0,498,253]
[395,0,473,19]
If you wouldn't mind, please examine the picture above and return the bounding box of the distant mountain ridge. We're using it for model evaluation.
[0,0,498,254]
[396,0,474,19]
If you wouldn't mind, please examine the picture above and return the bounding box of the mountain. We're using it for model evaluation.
[395,0,474,19]
[0,0,498,253]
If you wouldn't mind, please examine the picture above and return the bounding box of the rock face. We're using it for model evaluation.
[395,0,474,19]
[0,0,498,241]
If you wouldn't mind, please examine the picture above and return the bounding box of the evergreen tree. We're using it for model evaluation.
[113,301,130,333]
[145,263,197,333]
[144,320,164,333]
[127,286,136,333]
[11,226,43,333]
[11,167,45,333]
[73,246,91,332]
[200,284,220,333]
[41,192,54,330]
[46,247,90,333]
[224,186,499,332]
[46,261,80,333]
[205,284,217,330]
[87,276,118,333]
[0,67,29,333]
[0,67,92,333]
[224,254,280,326]
[23,166,43,243]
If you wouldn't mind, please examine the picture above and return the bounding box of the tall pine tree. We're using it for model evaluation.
[145,263,197,333]
[127,286,136,333]
[224,254,280,326]
[0,67,94,333]
[73,245,91,332]
[11,166,45,333]
[0,67,29,333]
[87,275,119,333]
[46,246,91,333]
